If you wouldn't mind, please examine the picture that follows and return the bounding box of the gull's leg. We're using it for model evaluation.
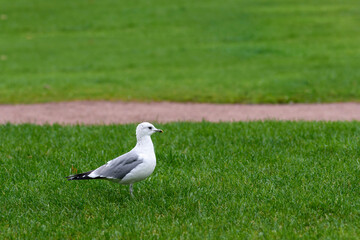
[129,184,134,198]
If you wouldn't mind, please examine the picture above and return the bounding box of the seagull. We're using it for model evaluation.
[66,122,163,197]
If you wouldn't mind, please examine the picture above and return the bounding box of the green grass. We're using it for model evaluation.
[1,122,360,239]
[0,0,359,104]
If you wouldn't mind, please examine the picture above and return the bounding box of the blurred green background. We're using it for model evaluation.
[1,0,359,103]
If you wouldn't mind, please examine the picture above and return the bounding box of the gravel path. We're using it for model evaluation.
[0,101,359,125]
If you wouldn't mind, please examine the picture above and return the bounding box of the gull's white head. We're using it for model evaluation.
[136,122,163,139]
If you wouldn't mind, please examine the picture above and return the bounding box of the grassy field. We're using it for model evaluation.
[1,0,359,104]
[1,122,360,238]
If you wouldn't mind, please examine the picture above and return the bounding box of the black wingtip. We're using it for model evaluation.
[65,175,75,180]
[65,170,105,181]
[65,171,93,181]
[66,176,73,181]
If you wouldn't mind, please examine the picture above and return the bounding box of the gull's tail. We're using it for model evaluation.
[66,171,103,181]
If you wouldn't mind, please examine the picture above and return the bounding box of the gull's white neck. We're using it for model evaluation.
[134,135,154,154]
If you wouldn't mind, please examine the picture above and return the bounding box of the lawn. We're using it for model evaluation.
[0,0,359,104]
[1,122,360,238]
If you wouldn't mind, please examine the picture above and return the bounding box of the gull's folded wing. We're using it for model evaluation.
[89,151,143,180]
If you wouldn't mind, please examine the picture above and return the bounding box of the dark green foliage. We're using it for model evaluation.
[1,122,360,238]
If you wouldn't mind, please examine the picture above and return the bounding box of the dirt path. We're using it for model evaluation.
[0,101,359,125]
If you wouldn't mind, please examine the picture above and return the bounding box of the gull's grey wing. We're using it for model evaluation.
[90,151,143,180]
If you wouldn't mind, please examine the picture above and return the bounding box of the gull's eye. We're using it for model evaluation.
[148,127,152,130]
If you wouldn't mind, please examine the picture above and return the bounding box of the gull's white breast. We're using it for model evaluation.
[120,153,156,184]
